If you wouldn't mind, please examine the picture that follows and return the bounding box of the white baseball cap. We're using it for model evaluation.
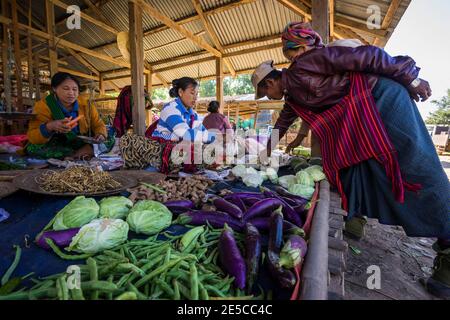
[251,60,275,99]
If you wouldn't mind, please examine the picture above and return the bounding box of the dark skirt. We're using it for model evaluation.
[340,77,450,238]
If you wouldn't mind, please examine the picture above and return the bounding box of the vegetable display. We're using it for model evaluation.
[218,224,246,289]
[36,167,122,193]
[1,226,266,300]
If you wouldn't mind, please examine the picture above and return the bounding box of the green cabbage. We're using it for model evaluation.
[295,171,315,187]
[288,184,315,200]
[265,167,278,184]
[245,167,259,176]
[99,196,134,219]
[126,200,172,235]
[242,173,264,188]
[231,165,247,177]
[304,165,326,182]
[53,196,99,231]
[258,171,269,181]
[278,175,297,189]
[68,218,129,253]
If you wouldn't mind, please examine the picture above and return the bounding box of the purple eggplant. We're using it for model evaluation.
[212,198,243,219]
[244,223,261,294]
[281,197,298,207]
[165,205,191,215]
[267,207,296,289]
[164,200,195,209]
[261,187,303,227]
[227,196,247,213]
[274,186,309,205]
[247,217,305,237]
[219,224,246,289]
[243,197,262,207]
[268,206,284,253]
[279,235,308,269]
[267,251,297,289]
[224,192,265,200]
[243,198,284,221]
[35,228,80,250]
[175,211,244,231]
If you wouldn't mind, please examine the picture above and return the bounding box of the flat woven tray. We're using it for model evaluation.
[12,170,139,197]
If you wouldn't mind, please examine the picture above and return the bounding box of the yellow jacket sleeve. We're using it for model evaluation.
[27,99,53,145]
[89,102,107,138]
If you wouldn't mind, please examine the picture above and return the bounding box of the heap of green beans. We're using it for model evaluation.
[0,225,264,300]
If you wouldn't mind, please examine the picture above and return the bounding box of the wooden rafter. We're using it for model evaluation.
[334,25,370,45]
[91,0,257,53]
[65,47,100,76]
[49,0,118,35]
[137,0,221,58]
[334,15,387,38]
[373,0,401,46]
[276,0,312,21]
[191,0,236,77]
[10,0,45,31]
[54,0,115,28]
[58,67,99,81]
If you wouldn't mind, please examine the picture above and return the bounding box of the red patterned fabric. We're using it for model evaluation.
[288,73,421,210]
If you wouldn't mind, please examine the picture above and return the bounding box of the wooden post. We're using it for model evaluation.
[215,57,224,114]
[129,0,145,135]
[145,71,152,126]
[99,73,105,95]
[235,104,239,128]
[312,0,330,45]
[33,54,41,100]
[45,0,58,76]
[227,103,230,119]
[253,105,259,129]
[1,0,11,112]
[27,0,34,100]
[11,0,23,110]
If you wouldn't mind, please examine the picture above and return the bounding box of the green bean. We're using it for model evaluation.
[204,284,226,298]
[189,263,199,300]
[86,258,99,300]
[30,279,55,291]
[135,256,195,288]
[199,283,209,300]
[140,182,166,194]
[154,279,174,298]
[106,275,114,300]
[116,272,133,288]
[116,263,145,277]
[0,287,57,300]
[57,276,69,300]
[81,280,118,293]
[126,283,148,300]
[70,286,85,300]
[172,279,180,300]
[144,283,150,297]
[45,239,93,260]
[104,250,127,260]
[1,245,22,286]
[115,291,138,300]
[177,281,191,299]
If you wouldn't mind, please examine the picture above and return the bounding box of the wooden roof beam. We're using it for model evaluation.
[58,67,99,80]
[276,0,312,21]
[191,0,236,77]
[90,0,257,53]
[54,0,114,29]
[334,15,387,38]
[373,0,401,47]
[49,0,118,35]
[137,0,221,58]
[64,47,100,76]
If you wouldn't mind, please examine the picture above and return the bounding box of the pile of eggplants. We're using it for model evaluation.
[171,186,308,235]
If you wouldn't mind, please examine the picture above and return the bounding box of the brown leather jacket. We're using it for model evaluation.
[274,45,420,141]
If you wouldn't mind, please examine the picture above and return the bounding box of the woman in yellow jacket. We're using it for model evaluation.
[27,72,107,159]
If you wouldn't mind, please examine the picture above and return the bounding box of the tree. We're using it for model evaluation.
[426,89,450,125]
[198,74,255,98]
[151,88,169,101]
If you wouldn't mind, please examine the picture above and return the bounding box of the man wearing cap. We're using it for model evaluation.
[251,22,450,299]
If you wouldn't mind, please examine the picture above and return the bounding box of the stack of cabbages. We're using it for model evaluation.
[36,196,173,254]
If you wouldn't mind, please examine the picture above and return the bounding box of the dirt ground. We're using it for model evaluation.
[343,156,449,300]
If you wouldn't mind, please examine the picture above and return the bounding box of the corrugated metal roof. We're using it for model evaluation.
[24,0,411,91]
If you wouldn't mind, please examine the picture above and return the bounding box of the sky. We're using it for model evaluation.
[384,0,450,119]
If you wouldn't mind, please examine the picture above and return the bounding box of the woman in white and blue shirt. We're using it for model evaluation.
[148,77,215,173]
